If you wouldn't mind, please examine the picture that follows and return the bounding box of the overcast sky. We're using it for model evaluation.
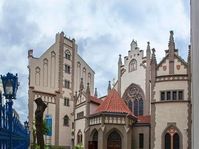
[0,0,190,122]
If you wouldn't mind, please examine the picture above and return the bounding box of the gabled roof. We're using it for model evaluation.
[90,96,102,105]
[96,89,134,116]
[137,115,151,124]
[157,53,187,69]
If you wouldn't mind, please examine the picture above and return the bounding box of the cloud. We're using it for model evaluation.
[0,0,190,121]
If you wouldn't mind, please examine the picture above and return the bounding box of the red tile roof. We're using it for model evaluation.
[96,89,134,116]
[137,115,151,124]
[90,96,102,105]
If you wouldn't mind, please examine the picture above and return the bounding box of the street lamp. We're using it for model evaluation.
[1,73,18,99]
[1,73,19,149]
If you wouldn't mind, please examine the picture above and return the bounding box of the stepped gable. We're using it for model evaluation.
[96,89,135,117]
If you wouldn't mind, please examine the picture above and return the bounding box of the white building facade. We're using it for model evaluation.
[28,32,94,148]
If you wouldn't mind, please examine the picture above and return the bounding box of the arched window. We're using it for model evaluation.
[65,50,71,60]
[165,133,171,149]
[128,100,133,112]
[63,115,69,126]
[173,133,180,149]
[163,126,180,149]
[77,130,83,144]
[134,99,138,116]
[129,59,137,72]
[138,99,144,115]
[123,83,145,116]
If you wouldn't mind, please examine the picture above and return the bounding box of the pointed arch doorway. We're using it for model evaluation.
[88,130,98,149]
[107,131,121,149]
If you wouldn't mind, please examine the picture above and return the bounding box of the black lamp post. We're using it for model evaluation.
[1,73,19,149]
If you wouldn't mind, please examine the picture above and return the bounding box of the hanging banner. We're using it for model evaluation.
[45,115,52,136]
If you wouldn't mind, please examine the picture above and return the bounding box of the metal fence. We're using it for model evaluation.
[0,95,29,149]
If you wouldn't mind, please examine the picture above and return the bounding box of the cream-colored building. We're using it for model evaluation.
[73,31,191,149]
[191,0,199,149]
[28,31,191,149]
[28,32,94,148]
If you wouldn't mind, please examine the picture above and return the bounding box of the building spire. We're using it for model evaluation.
[107,81,111,94]
[80,78,84,91]
[151,48,157,64]
[146,41,151,56]
[86,83,90,95]
[168,30,175,51]
[94,88,98,97]
[118,54,122,65]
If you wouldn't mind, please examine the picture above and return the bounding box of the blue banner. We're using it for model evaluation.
[45,115,52,136]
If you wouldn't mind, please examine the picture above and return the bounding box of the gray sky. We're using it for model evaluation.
[0,0,190,122]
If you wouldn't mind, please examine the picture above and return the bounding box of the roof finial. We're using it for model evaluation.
[86,83,90,95]
[147,41,151,55]
[80,78,84,91]
[168,30,175,50]
[151,48,157,64]
[94,88,98,97]
[107,81,111,94]
[118,54,122,65]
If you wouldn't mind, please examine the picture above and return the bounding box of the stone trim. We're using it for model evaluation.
[156,75,188,82]
[151,100,189,104]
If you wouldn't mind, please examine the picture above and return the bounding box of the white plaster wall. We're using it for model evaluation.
[157,59,169,76]
[74,104,87,146]
[75,54,95,94]
[90,103,99,115]
[174,58,187,75]
[29,42,59,93]
[154,81,188,102]
[154,81,189,149]
[121,49,146,96]
[154,103,188,149]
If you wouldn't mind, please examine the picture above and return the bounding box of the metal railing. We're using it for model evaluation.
[0,94,29,149]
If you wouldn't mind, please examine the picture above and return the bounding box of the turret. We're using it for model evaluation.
[94,88,98,97]
[107,81,111,94]
[168,31,175,74]
[145,42,151,115]
[118,54,122,96]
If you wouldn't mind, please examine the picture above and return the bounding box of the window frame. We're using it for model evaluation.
[63,115,69,126]
[65,50,71,60]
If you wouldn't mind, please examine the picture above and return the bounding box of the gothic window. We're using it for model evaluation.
[163,126,181,149]
[64,97,70,106]
[173,133,180,149]
[65,64,71,74]
[134,99,138,116]
[64,80,70,89]
[128,100,133,112]
[123,83,145,116]
[129,59,137,72]
[65,50,71,60]
[139,99,144,115]
[63,115,69,126]
[165,133,171,149]
[77,130,83,144]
